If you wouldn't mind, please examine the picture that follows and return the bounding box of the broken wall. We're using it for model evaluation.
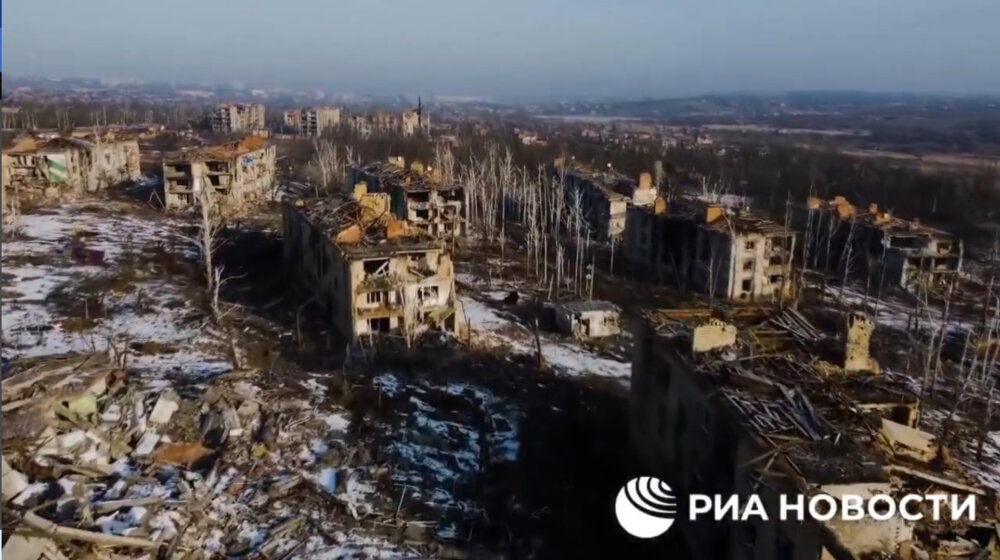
[347,248,457,338]
[282,204,355,338]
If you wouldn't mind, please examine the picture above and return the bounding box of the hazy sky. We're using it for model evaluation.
[4,0,999,99]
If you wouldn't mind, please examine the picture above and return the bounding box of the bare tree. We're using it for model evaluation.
[182,186,228,322]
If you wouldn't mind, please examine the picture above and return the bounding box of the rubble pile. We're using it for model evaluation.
[0,352,430,559]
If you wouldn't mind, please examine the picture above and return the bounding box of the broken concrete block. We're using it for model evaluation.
[881,419,936,463]
[1,530,48,560]
[148,389,180,426]
[844,313,879,373]
[133,432,161,458]
[57,430,92,455]
[101,403,123,424]
[2,456,30,503]
[65,393,99,419]
[237,399,260,419]
[691,319,738,353]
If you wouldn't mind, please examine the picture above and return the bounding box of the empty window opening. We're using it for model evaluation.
[417,285,439,303]
[742,259,754,271]
[363,259,390,276]
[368,317,390,333]
[744,240,757,251]
[741,279,753,292]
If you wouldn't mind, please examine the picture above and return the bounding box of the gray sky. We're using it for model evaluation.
[4,0,999,99]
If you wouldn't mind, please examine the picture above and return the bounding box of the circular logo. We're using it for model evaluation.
[614,476,677,539]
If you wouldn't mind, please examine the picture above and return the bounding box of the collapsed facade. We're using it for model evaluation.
[631,306,1000,560]
[346,158,465,239]
[162,137,276,213]
[624,198,797,301]
[282,193,460,340]
[1,135,140,199]
[799,196,962,293]
[283,106,341,136]
[211,103,266,134]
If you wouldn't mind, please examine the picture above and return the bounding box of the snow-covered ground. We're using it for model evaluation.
[456,271,631,380]
[2,204,232,378]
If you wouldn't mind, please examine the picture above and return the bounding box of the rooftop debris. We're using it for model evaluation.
[635,298,1000,558]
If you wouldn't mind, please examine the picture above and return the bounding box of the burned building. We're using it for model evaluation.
[162,137,276,213]
[631,306,1000,560]
[211,103,265,134]
[346,159,464,239]
[800,197,962,293]
[624,199,797,301]
[283,106,341,136]
[282,194,460,340]
[1,135,140,198]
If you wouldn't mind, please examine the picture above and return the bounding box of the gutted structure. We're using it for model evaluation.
[1,135,140,198]
[346,159,464,239]
[631,306,1000,560]
[799,197,962,293]
[282,195,460,340]
[162,137,276,213]
[211,103,265,134]
[347,109,427,138]
[624,199,797,301]
[549,300,622,339]
[552,160,634,240]
[283,106,341,136]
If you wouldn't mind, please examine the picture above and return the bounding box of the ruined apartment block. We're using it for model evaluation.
[631,306,999,559]
[282,195,459,339]
[624,199,796,301]
[347,159,465,239]
[552,160,635,240]
[347,109,427,138]
[800,196,962,293]
[1,135,140,200]
[211,103,265,134]
[162,137,276,213]
[283,106,341,136]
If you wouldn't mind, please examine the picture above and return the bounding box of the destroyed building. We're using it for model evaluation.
[283,106,341,136]
[347,110,426,138]
[799,196,963,293]
[624,198,797,301]
[631,306,1000,560]
[162,136,276,213]
[346,158,465,239]
[211,103,265,134]
[548,300,622,339]
[282,193,460,339]
[552,159,653,240]
[0,135,140,199]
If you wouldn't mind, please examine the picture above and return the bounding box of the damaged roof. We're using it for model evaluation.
[165,136,268,162]
[809,197,955,240]
[560,162,631,202]
[641,305,999,497]
[353,162,462,193]
[285,195,445,257]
